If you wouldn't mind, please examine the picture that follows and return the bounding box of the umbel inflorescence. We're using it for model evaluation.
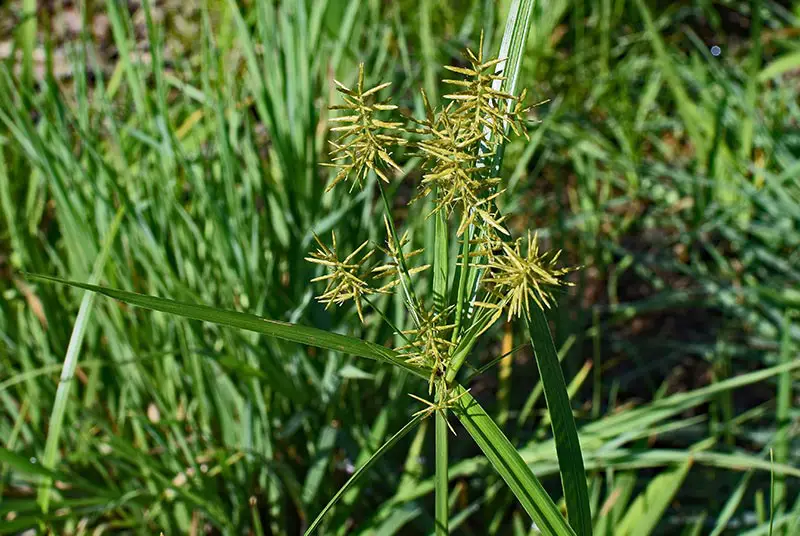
[307,40,575,415]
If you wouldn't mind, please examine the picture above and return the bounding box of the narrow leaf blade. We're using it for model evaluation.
[452,385,576,536]
[305,415,423,535]
[527,308,592,536]
[617,461,692,536]
[27,274,427,379]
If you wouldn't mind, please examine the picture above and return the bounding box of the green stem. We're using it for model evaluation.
[774,311,793,518]
[435,401,449,535]
[378,182,423,325]
[452,229,472,341]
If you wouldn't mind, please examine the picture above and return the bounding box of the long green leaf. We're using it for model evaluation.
[305,415,424,535]
[27,274,427,379]
[0,447,115,498]
[452,385,576,536]
[758,51,800,82]
[38,207,125,513]
[490,0,535,178]
[616,461,692,536]
[0,447,65,480]
[435,404,449,536]
[527,308,592,536]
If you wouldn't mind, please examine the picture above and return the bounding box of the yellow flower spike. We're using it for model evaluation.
[405,38,531,239]
[305,232,385,324]
[314,41,569,434]
[323,64,407,192]
[477,231,576,322]
[395,305,456,394]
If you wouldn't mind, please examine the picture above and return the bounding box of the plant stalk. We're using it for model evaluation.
[435,402,449,535]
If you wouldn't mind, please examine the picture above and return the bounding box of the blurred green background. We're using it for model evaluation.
[0,0,798,534]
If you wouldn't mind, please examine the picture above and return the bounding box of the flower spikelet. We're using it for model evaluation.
[396,305,455,394]
[409,33,530,236]
[414,104,508,235]
[323,64,406,192]
[442,33,530,143]
[305,232,382,323]
[409,386,471,434]
[478,232,575,321]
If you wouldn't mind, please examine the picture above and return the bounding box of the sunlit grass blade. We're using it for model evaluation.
[758,51,800,82]
[452,384,576,536]
[487,0,535,174]
[26,274,427,379]
[305,414,424,535]
[38,207,124,513]
[616,460,691,536]
[527,308,592,536]
[581,359,800,439]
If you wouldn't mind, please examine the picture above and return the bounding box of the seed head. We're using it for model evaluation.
[323,64,406,191]
[441,33,529,142]
[414,106,508,235]
[396,305,456,393]
[408,33,530,237]
[305,232,383,323]
[478,232,575,321]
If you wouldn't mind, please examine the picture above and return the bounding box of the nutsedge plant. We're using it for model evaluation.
[312,37,573,430]
[305,33,585,535]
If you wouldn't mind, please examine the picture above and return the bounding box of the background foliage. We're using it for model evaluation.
[0,0,798,534]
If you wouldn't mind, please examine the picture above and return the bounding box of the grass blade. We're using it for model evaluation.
[38,207,125,513]
[452,384,576,536]
[527,308,592,536]
[488,0,535,176]
[758,51,800,82]
[616,460,692,536]
[26,274,427,379]
[20,0,37,88]
[0,447,64,481]
[773,311,793,520]
[305,415,424,535]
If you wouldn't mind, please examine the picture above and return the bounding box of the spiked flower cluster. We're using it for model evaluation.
[477,232,575,322]
[323,64,407,191]
[305,233,381,323]
[411,35,529,235]
[313,41,575,419]
[396,305,455,393]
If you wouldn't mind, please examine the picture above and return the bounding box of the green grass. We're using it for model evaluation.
[1,0,798,534]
